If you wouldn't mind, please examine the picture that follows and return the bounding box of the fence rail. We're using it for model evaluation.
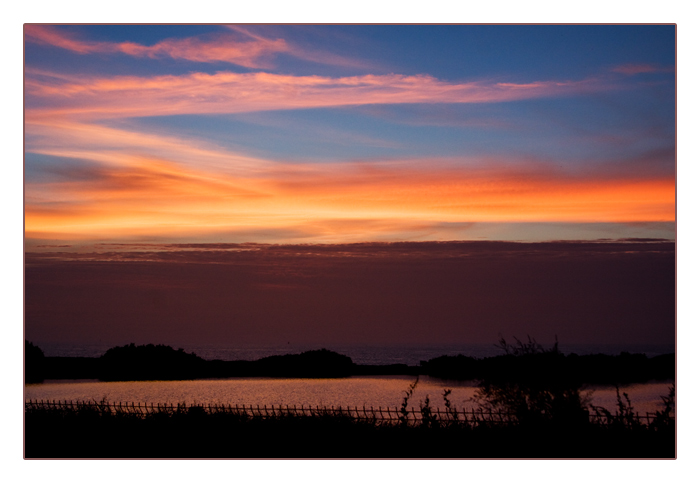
[24,399,672,427]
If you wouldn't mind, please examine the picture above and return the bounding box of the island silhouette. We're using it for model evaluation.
[25,340,674,384]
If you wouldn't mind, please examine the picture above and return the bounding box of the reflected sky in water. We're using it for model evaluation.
[25,376,673,415]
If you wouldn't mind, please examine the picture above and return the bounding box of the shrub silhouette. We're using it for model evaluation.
[421,342,673,384]
[650,385,675,432]
[472,335,589,427]
[442,389,461,425]
[399,377,419,426]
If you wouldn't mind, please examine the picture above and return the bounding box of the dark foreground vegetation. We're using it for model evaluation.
[24,337,675,458]
[24,390,675,458]
[25,339,674,384]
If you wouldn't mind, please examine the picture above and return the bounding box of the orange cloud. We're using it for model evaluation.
[25,155,676,242]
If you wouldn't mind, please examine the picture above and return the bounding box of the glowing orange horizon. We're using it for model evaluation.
[24,156,675,242]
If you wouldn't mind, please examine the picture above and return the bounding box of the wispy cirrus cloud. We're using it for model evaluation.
[24,25,289,68]
[25,69,611,121]
[611,63,674,75]
[24,24,372,70]
[224,25,377,70]
[25,117,275,176]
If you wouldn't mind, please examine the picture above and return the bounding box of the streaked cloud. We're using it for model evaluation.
[611,63,674,75]
[25,152,675,243]
[25,69,611,121]
[24,25,289,68]
[24,25,370,70]
[25,117,274,175]
[224,25,377,70]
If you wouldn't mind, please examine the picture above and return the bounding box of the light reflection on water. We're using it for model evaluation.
[24,376,674,415]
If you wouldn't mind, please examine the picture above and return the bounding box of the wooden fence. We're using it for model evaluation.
[24,399,672,427]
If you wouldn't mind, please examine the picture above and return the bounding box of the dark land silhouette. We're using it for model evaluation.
[25,341,675,384]
[24,340,45,383]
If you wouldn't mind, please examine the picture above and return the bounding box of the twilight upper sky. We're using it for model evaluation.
[24,25,676,246]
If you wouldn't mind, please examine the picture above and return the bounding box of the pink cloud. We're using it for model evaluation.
[224,25,375,70]
[24,25,102,54]
[25,69,609,121]
[24,26,619,121]
[24,117,274,176]
[25,25,292,68]
[24,25,372,70]
[117,35,289,69]
[611,63,674,75]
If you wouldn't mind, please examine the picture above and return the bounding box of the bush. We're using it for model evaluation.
[472,336,589,427]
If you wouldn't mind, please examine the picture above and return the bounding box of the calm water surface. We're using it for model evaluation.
[24,376,674,415]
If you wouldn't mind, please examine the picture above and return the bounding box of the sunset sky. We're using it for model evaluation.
[10,13,693,481]
[24,25,676,247]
